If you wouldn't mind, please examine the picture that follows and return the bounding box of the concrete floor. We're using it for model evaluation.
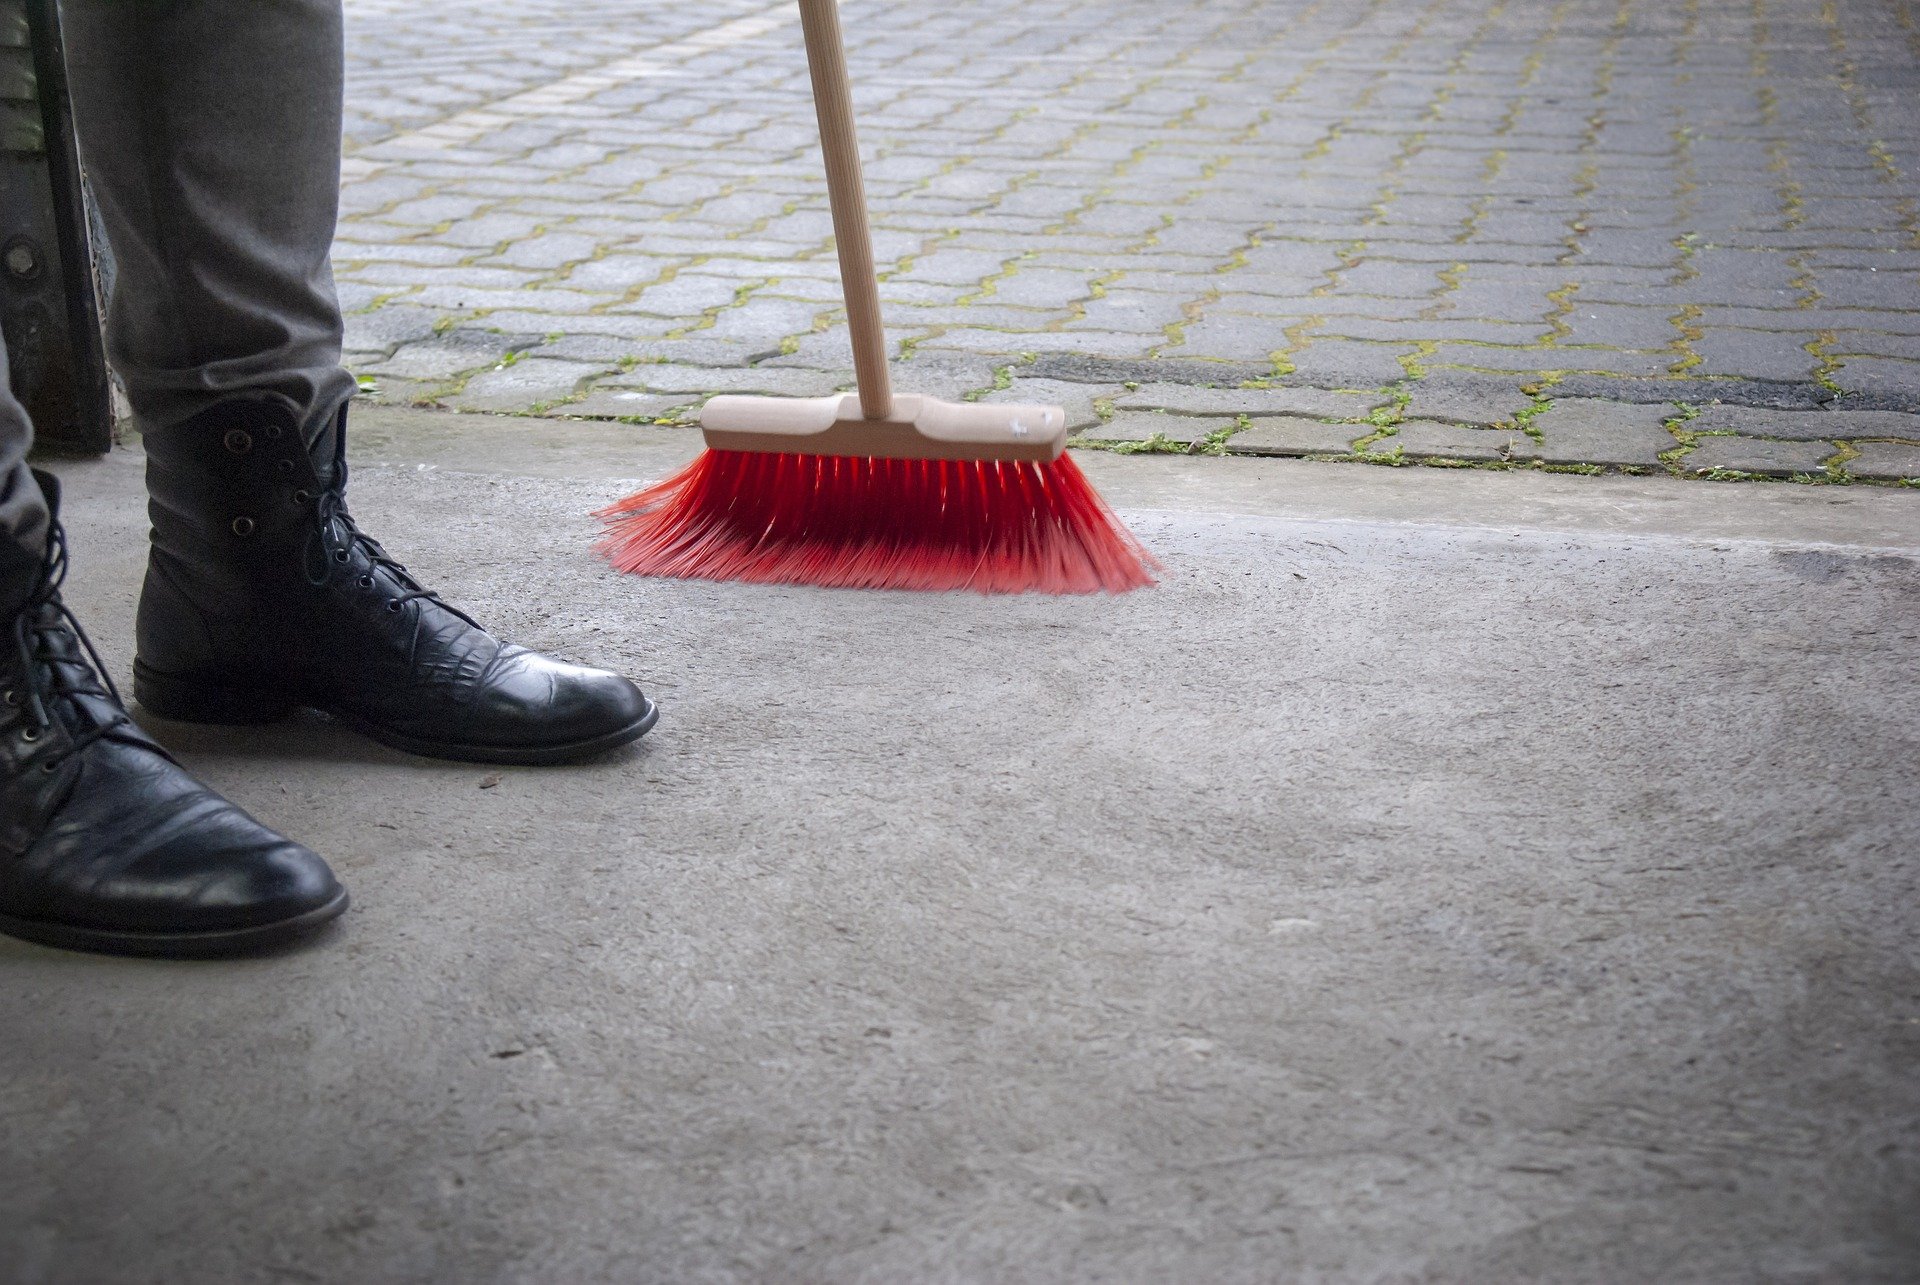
[4,415,1918,1282]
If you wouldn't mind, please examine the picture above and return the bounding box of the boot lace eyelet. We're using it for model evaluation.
[231,516,256,536]
[264,425,283,440]
[386,600,403,612]
[293,489,312,506]
[333,549,349,564]
[21,727,39,743]
[223,429,252,455]
[41,759,56,773]
[357,574,373,588]
[2,689,17,706]
[276,459,295,475]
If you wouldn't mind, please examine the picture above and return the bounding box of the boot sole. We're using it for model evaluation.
[0,888,349,959]
[134,662,659,766]
[328,696,658,765]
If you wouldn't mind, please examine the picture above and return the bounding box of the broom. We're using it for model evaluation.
[595,0,1156,594]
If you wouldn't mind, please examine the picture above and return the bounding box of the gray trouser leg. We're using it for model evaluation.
[0,341,48,618]
[60,0,358,457]
[4,0,352,613]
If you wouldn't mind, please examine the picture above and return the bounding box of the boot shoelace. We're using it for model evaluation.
[311,489,482,629]
[4,523,131,771]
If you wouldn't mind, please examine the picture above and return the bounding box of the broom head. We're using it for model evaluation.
[595,393,1158,594]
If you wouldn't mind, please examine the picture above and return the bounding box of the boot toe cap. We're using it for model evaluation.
[159,834,343,933]
[551,663,654,738]
[10,739,347,944]
[96,807,344,935]
[472,647,655,755]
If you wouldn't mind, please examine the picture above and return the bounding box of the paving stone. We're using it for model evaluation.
[758,328,861,370]
[1070,293,1195,334]
[988,270,1098,310]
[1334,260,1452,298]
[1427,346,1676,377]
[1327,318,1555,346]
[701,298,826,347]
[1553,375,1830,411]
[1391,421,1541,462]
[1831,357,1920,400]
[884,354,1008,403]
[1845,442,1920,481]
[379,195,493,227]
[1080,411,1217,446]
[918,329,1161,359]
[334,241,477,268]
[1224,417,1367,457]
[343,265,533,295]
[1286,341,1417,386]
[1155,317,1294,363]
[352,375,437,407]
[546,390,690,421]
[1699,307,1920,336]
[1029,356,1274,387]
[887,303,1069,332]
[523,335,654,364]
[1689,329,1822,382]
[559,256,680,292]
[892,249,1017,287]
[1534,398,1679,467]
[1400,383,1536,427]
[473,312,673,344]
[1689,405,1920,441]
[399,284,604,315]
[600,366,849,397]
[1683,437,1836,477]
[1114,383,1386,419]
[336,282,394,314]
[359,331,534,381]
[1830,331,1920,362]
[980,379,1117,433]
[620,275,757,319]
[1284,297,1429,324]
[478,232,603,271]
[1814,269,1920,310]
[1556,306,1682,350]
[446,358,613,412]
[1669,250,1805,306]
[342,304,444,356]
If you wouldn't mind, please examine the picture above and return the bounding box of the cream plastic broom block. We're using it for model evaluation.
[701,393,1068,463]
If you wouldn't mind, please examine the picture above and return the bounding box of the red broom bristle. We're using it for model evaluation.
[594,449,1159,594]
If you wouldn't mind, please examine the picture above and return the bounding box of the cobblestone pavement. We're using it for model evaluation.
[335,0,1920,483]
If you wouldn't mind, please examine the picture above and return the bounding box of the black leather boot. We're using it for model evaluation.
[2,471,346,957]
[132,398,656,764]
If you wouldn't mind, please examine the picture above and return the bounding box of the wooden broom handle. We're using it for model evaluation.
[797,0,893,420]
